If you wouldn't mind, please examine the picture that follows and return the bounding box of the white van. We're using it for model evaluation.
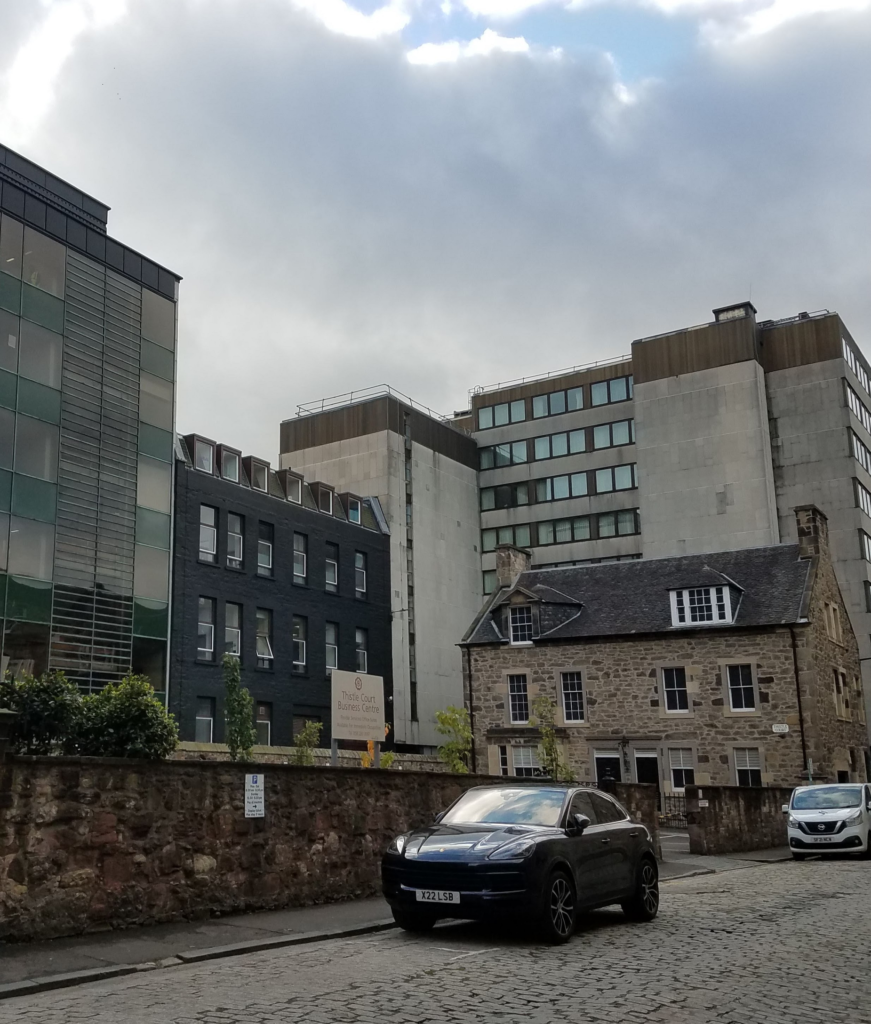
[785,783,871,860]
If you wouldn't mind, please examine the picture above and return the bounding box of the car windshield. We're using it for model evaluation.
[441,788,566,827]
[791,786,862,810]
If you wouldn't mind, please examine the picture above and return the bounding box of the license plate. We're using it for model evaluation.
[415,889,460,904]
[810,836,834,843]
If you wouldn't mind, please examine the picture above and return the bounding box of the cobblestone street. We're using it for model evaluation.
[2,860,869,1024]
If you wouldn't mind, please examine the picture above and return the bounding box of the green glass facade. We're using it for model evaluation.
[0,152,179,695]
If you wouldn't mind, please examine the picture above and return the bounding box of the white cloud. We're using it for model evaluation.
[289,0,410,38]
[408,27,529,62]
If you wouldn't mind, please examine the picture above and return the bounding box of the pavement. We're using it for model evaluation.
[0,835,792,997]
[1,856,868,1024]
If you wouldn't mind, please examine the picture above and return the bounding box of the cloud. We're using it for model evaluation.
[289,0,410,38]
[1,0,869,463]
[408,28,530,63]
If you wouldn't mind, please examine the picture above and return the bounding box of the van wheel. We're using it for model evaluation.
[392,908,436,933]
[621,858,660,922]
[537,870,576,944]
[791,853,808,862]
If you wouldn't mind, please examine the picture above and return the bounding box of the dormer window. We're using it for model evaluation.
[670,586,732,627]
[286,475,302,504]
[251,461,268,492]
[348,497,362,524]
[221,449,240,483]
[194,439,214,474]
[318,487,333,515]
[509,605,534,644]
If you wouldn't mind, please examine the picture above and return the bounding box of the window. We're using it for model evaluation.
[590,792,625,823]
[531,387,583,419]
[255,609,273,668]
[286,475,302,503]
[509,605,534,644]
[862,531,871,563]
[734,748,762,787]
[139,372,173,431]
[508,674,529,723]
[325,543,339,593]
[133,544,169,600]
[727,664,756,711]
[19,321,62,389]
[293,532,307,584]
[591,375,633,407]
[483,570,497,594]
[227,513,243,568]
[14,416,58,481]
[22,227,65,298]
[356,628,368,672]
[561,672,585,722]
[293,616,307,670]
[857,480,871,518]
[864,580,871,613]
[195,698,215,743]
[355,551,367,597]
[317,487,333,515]
[7,516,54,580]
[477,399,526,430]
[595,464,637,493]
[669,748,695,791]
[348,497,362,523]
[670,586,732,626]
[0,214,23,279]
[481,482,529,510]
[251,462,268,492]
[199,505,217,563]
[194,440,213,474]
[137,456,172,513]
[225,602,241,657]
[662,667,689,712]
[257,522,274,577]
[255,704,272,746]
[197,598,215,661]
[479,440,528,469]
[498,745,509,775]
[222,450,240,482]
[325,622,338,670]
[512,746,541,777]
[824,602,843,644]
[597,509,639,537]
[833,669,849,719]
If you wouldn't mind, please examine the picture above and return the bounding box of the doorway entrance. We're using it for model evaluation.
[595,753,622,785]
[634,750,660,786]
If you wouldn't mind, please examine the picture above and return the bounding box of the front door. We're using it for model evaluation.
[595,754,622,785]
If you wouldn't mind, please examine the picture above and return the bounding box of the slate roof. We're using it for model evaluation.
[463,545,813,645]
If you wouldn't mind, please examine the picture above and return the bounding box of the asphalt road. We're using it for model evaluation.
[2,858,869,1024]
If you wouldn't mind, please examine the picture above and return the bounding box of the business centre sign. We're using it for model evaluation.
[330,669,385,742]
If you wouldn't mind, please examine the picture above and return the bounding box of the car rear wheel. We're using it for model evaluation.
[621,858,659,922]
[392,908,436,933]
[537,870,576,944]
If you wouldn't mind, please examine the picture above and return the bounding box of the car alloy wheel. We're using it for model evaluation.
[549,875,575,940]
[640,862,659,917]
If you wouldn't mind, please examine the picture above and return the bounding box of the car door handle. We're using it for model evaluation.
[629,831,639,837]
[600,838,611,844]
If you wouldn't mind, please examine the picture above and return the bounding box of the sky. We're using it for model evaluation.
[0,0,869,460]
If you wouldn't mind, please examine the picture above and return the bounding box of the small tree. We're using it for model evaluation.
[71,676,178,760]
[531,695,575,782]
[222,654,256,762]
[435,706,472,774]
[0,671,81,755]
[290,719,323,766]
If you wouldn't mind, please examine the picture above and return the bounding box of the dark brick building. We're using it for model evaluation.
[170,433,392,747]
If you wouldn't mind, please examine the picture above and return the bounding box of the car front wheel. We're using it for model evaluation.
[537,870,576,944]
[392,908,436,933]
[621,858,659,922]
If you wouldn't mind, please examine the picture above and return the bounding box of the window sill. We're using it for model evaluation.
[197,558,219,567]
[225,564,245,573]
[255,665,275,673]
[293,579,308,588]
[195,657,218,665]
[508,640,534,647]
[256,572,275,581]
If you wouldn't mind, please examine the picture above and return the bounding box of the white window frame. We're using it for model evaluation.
[509,605,534,644]
[348,497,362,524]
[224,602,242,658]
[194,440,214,474]
[726,663,756,712]
[734,747,762,787]
[508,674,530,724]
[257,536,273,575]
[670,586,733,627]
[227,514,243,568]
[325,548,338,593]
[221,450,240,483]
[355,628,368,673]
[319,487,333,515]
[255,706,272,747]
[255,609,273,666]
[294,533,307,583]
[512,746,541,777]
[195,700,215,743]
[197,598,215,661]
[251,462,268,492]
[661,666,690,714]
[325,622,338,671]
[199,506,217,562]
[355,552,367,597]
[286,476,302,504]
[293,617,307,670]
[560,671,585,723]
[668,748,695,792]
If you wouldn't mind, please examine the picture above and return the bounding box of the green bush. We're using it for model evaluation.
[290,719,322,766]
[69,675,178,760]
[0,671,82,755]
[434,705,472,774]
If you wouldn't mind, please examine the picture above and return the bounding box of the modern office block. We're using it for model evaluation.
[279,389,480,750]
[170,433,392,746]
[0,145,180,694]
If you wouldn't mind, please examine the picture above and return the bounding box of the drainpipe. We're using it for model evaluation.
[463,645,477,775]
[789,625,809,778]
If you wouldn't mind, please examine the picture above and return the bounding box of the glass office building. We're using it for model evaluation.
[0,145,180,696]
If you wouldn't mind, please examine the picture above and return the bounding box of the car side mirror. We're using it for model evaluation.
[781,804,789,813]
[434,811,445,824]
[568,813,591,836]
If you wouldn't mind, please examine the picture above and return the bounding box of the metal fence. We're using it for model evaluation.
[660,794,687,830]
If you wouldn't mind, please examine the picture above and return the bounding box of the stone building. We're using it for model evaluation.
[460,506,869,790]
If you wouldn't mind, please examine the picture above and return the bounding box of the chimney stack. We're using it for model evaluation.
[794,505,829,560]
[495,544,531,589]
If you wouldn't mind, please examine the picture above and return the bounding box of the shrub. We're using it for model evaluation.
[290,719,323,766]
[222,654,256,762]
[531,695,575,782]
[0,671,81,755]
[434,706,472,774]
[70,676,178,760]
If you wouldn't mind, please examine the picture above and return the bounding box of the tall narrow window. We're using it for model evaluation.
[348,497,362,524]
[286,476,302,503]
[255,704,272,746]
[293,616,307,671]
[325,543,339,593]
[318,487,333,515]
[197,598,215,660]
[355,552,367,598]
[833,669,849,718]
[499,745,509,775]
[508,674,529,723]
[325,622,338,670]
[734,748,762,787]
[258,522,274,577]
[255,608,273,669]
[194,440,214,474]
[662,667,689,712]
[727,664,756,711]
[355,628,368,673]
[509,606,534,644]
[669,749,695,791]
[561,672,585,722]
[251,462,268,492]
[199,505,217,563]
[222,449,240,482]
[227,513,243,568]
[293,533,307,584]
[225,602,242,657]
[195,698,215,743]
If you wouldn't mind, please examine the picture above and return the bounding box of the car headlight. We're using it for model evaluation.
[787,816,802,829]
[488,838,536,861]
[843,811,862,827]
[387,834,408,855]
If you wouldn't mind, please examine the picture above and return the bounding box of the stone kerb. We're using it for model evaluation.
[685,784,794,855]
